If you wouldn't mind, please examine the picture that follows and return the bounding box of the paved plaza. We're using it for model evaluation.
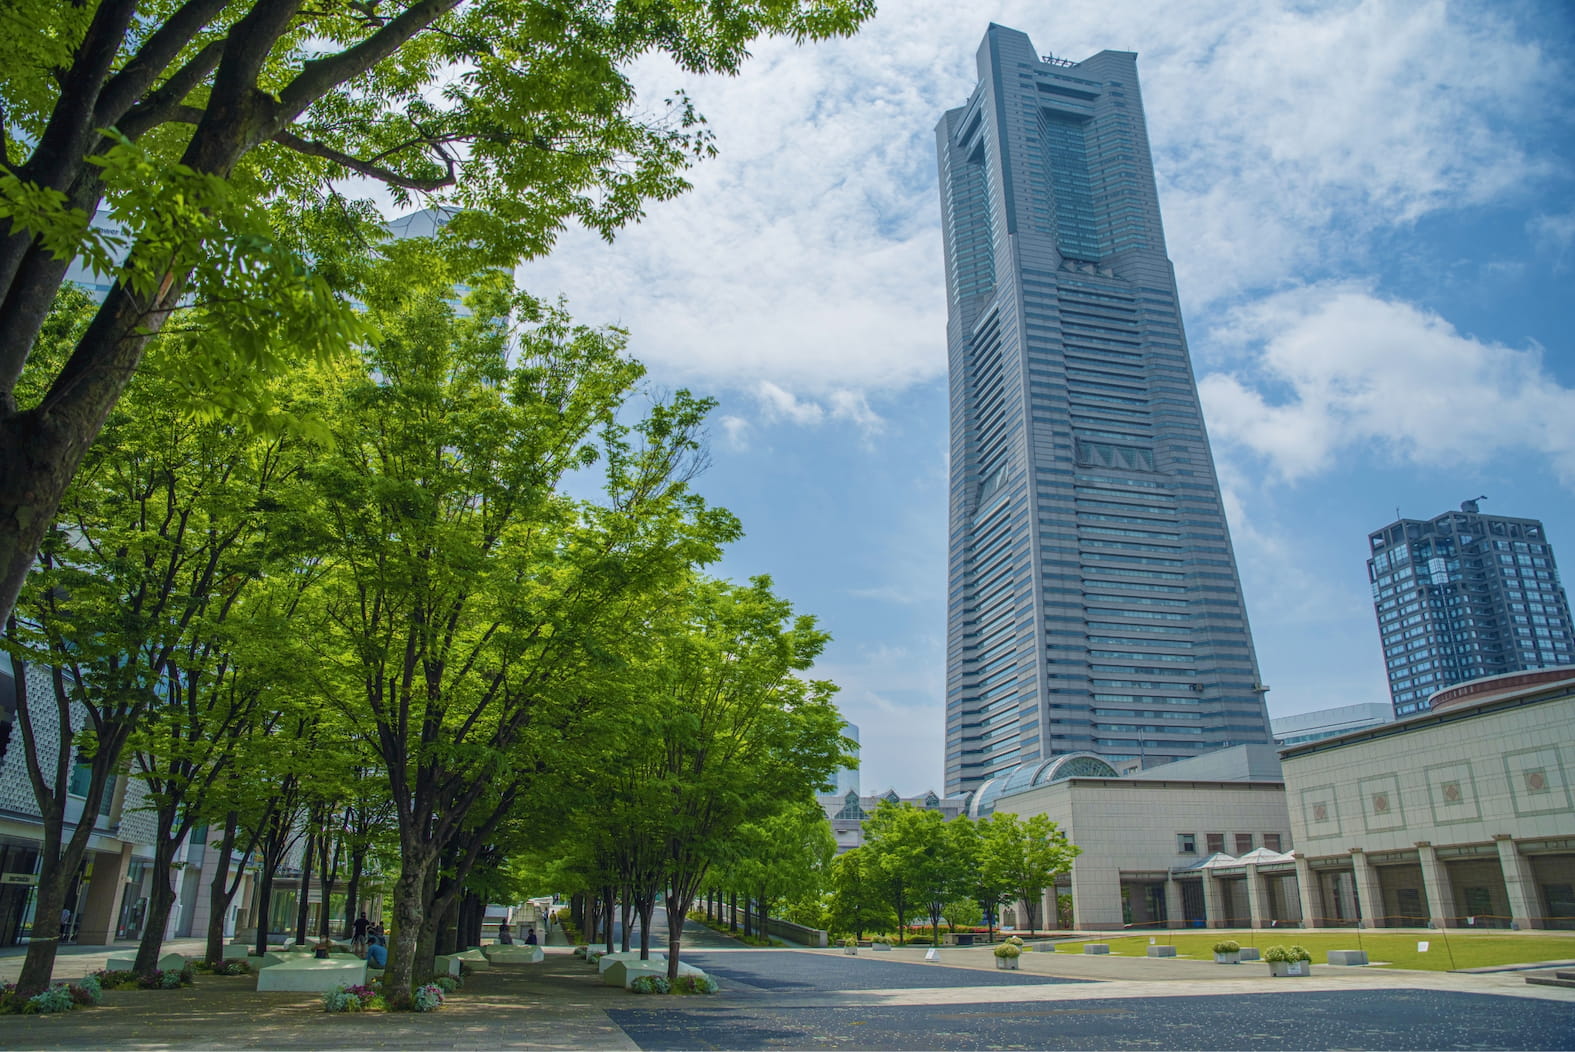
[2,924,1573,1050]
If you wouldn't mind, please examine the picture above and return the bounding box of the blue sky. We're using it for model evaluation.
[522,0,1575,794]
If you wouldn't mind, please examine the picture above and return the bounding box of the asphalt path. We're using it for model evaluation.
[608,980,1575,1051]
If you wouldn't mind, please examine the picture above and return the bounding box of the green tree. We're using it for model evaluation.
[863,801,975,946]
[979,812,1081,934]
[644,574,849,979]
[0,0,875,641]
[0,299,314,993]
[307,246,734,1003]
[826,847,893,940]
[726,797,836,944]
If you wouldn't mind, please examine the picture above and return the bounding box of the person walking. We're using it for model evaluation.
[352,912,370,958]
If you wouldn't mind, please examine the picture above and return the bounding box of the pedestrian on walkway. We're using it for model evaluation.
[352,912,370,957]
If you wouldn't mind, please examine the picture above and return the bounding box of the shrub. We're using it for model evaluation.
[573,945,589,958]
[1213,940,1241,955]
[994,943,1022,959]
[193,958,254,976]
[90,969,141,990]
[841,937,857,947]
[26,987,76,1014]
[322,987,363,1013]
[672,974,719,995]
[871,935,891,946]
[434,975,461,993]
[412,983,445,1012]
[75,975,103,1004]
[1263,944,1312,963]
[630,975,671,994]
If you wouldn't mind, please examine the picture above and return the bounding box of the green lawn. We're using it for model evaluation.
[1047,931,1575,971]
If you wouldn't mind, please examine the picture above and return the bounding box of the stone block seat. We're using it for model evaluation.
[455,947,491,972]
[1327,949,1369,966]
[483,944,544,964]
[107,952,186,972]
[602,957,706,989]
[432,955,463,978]
[255,956,367,993]
[1238,948,1261,961]
[1146,946,1177,957]
[1083,944,1110,955]
[222,944,251,961]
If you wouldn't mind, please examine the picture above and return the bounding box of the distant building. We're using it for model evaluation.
[1369,500,1574,717]
[936,24,1271,796]
[832,722,860,796]
[1271,703,1393,747]
[818,788,968,855]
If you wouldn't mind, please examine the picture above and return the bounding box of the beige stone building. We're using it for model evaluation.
[1280,668,1575,930]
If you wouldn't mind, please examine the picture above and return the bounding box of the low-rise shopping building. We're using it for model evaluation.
[1279,667,1575,930]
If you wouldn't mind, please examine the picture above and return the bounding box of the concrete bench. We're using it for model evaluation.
[432,955,463,977]
[454,947,491,972]
[1084,944,1110,955]
[603,958,705,989]
[597,950,659,974]
[484,944,544,964]
[1146,946,1177,957]
[222,944,251,961]
[1327,949,1369,966]
[1238,947,1261,961]
[106,952,185,972]
[256,956,367,993]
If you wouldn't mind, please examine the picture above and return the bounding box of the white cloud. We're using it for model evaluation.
[516,1,1562,414]
[1529,209,1575,268]
[755,380,825,425]
[1198,282,1575,484]
[718,414,751,449]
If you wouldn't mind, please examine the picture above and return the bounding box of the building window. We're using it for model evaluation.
[1205,833,1224,854]
[1234,833,1254,855]
[1177,833,1196,854]
[1263,833,1282,852]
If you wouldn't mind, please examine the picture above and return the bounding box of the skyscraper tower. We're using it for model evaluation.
[936,25,1271,797]
[1368,500,1574,717]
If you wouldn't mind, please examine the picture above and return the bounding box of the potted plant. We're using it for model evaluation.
[993,943,1022,970]
[1263,944,1312,977]
[871,936,893,952]
[1212,939,1241,964]
[842,937,858,956]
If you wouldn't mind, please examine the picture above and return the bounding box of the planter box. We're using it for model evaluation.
[994,956,1019,970]
[871,943,892,952]
[1268,960,1309,977]
[1214,952,1240,964]
[843,946,858,955]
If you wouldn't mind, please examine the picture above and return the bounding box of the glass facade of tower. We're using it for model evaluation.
[936,25,1271,797]
[1369,502,1574,717]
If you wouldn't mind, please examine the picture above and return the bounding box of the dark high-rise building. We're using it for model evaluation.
[1368,500,1574,717]
[936,25,1271,797]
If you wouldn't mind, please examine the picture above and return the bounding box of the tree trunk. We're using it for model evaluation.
[132,826,183,972]
[619,894,633,952]
[1022,891,1040,934]
[601,885,615,954]
[342,842,367,937]
[757,886,770,945]
[292,830,314,946]
[204,812,254,964]
[432,893,458,956]
[729,891,737,932]
[663,887,698,982]
[318,830,338,940]
[384,863,428,1008]
[637,899,655,960]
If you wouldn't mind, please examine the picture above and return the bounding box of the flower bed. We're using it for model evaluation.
[0,975,103,1015]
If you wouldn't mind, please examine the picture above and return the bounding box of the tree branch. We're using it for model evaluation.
[118,39,227,141]
[271,130,456,192]
[94,0,232,131]
[273,0,461,129]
